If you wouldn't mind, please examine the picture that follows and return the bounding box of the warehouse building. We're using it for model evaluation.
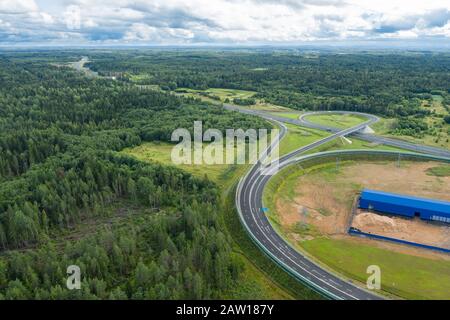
[359,189,450,223]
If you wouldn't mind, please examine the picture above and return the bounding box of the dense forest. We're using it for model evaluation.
[0,53,270,299]
[86,50,450,118]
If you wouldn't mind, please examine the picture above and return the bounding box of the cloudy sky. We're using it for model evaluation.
[1,0,450,46]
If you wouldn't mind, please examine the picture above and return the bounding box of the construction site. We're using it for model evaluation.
[274,159,450,257]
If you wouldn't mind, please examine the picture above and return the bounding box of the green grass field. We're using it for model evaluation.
[301,238,450,300]
[304,136,406,154]
[177,87,256,103]
[304,113,367,129]
[122,142,231,183]
[279,124,330,156]
[263,159,450,300]
[205,88,256,100]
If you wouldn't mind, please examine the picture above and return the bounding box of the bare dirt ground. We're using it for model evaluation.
[352,210,450,249]
[275,160,450,258]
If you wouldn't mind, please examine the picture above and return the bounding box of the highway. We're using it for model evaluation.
[230,105,450,300]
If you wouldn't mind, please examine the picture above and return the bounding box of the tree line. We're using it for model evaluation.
[87,50,450,118]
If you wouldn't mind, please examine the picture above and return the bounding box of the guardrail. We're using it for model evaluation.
[349,228,450,254]
[282,149,450,170]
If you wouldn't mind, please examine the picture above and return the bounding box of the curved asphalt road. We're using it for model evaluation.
[231,105,450,300]
[299,111,450,158]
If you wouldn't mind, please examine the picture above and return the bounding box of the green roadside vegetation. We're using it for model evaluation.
[304,136,407,155]
[263,159,450,300]
[122,141,321,299]
[269,112,303,120]
[279,124,329,156]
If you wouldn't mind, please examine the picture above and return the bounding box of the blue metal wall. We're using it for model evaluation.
[359,198,414,218]
[359,198,450,222]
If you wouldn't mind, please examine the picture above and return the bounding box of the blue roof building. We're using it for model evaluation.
[359,189,450,223]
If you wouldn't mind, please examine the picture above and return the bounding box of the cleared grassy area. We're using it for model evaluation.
[304,113,367,130]
[279,124,329,156]
[205,88,256,100]
[301,238,450,300]
[129,73,154,83]
[264,158,450,300]
[177,87,256,102]
[122,142,231,183]
[270,112,303,120]
[122,141,320,299]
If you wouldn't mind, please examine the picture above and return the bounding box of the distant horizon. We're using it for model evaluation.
[1,39,450,51]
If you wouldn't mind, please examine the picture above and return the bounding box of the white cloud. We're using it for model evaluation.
[124,22,194,42]
[28,11,54,24]
[0,0,38,14]
[124,23,158,41]
[0,18,11,30]
[84,18,98,28]
[0,0,449,44]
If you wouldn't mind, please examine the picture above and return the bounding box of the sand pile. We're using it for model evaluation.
[353,212,408,233]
